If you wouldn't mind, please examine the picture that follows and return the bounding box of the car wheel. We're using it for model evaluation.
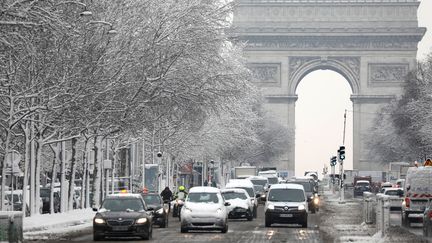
[402,212,410,227]
[265,217,271,227]
[311,207,316,214]
[181,227,188,233]
[142,227,152,240]
[221,223,228,233]
[93,234,104,241]
[172,206,178,217]
[247,211,253,221]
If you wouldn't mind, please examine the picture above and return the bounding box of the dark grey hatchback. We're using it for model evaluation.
[93,193,153,241]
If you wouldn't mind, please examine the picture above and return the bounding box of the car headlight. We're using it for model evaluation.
[136,218,148,224]
[298,204,306,211]
[94,218,105,224]
[267,204,275,210]
[156,208,164,214]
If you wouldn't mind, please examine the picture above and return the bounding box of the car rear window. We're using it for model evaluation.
[142,194,161,205]
[101,198,144,212]
[268,188,305,202]
[222,191,247,200]
[187,192,219,203]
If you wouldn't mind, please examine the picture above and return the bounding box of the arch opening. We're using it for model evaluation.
[294,70,353,177]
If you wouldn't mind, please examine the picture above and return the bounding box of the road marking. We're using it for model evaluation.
[266,230,275,240]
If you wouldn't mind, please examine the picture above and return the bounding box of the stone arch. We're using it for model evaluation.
[288,56,360,95]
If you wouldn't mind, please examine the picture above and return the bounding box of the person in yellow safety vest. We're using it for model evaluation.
[174,185,188,200]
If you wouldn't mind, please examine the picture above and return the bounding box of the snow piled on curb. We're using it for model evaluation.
[23,208,95,239]
[319,191,427,243]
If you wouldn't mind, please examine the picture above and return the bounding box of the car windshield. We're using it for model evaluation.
[236,187,254,197]
[268,189,305,202]
[357,182,369,187]
[254,185,264,192]
[250,179,267,187]
[289,181,312,192]
[187,192,219,203]
[101,198,144,212]
[142,194,161,205]
[6,194,20,203]
[267,177,279,185]
[222,191,247,200]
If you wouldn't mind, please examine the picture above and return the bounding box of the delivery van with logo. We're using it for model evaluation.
[402,165,432,226]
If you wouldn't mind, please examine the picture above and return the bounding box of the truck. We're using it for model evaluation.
[402,166,432,227]
[387,162,411,184]
[344,169,359,188]
[232,166,257,179]
[353,176,372,197]
[358,171,386,183]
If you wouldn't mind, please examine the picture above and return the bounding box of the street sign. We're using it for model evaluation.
[5,150,21,166]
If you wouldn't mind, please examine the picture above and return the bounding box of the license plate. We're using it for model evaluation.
[112,226,129,231]
[280,214,293,218]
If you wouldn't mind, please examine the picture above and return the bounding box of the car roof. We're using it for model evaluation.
[292,176,314,181]
[248,176,269,181]
[226,179,254,187]
[189,186,220,193]
[357,180,370,183]
[105,193,143,199]
[221,188,248,194]
[383,188,402,191]
[269,183,305,190]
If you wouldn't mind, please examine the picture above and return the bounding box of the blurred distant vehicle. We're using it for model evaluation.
[141,193,168,228]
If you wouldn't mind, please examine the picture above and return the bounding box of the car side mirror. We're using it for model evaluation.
[256,194,261,198]
[92,207,98,212]
[224,202,230,206]
[147,207,154,211]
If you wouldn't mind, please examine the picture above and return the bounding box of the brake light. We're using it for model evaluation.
[404,197,410,208]
[428,211,432,219]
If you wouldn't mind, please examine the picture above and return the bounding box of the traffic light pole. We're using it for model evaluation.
[339,158,345,204]
[331,164,335,194]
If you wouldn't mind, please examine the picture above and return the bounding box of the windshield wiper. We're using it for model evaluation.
[126,208,135,212]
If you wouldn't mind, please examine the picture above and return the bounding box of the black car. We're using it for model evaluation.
[141,193,168,228]
[93,194,153,241]
[40,188,60,214]
[286,180,319,213]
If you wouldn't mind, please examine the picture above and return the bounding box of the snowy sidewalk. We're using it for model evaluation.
[319,190,428,243]
[23,208,95,240]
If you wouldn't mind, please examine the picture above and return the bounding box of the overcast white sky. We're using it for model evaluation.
[295,0,432,177]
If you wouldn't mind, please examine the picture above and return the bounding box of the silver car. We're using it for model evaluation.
[180,187,229,233]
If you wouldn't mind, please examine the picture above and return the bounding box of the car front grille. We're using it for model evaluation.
[107,220,134,226]
[274,206,298,211]
[192,223,214,226]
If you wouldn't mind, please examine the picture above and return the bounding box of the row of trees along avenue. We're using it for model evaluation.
[368,54,432,163]
[0,0,290,216]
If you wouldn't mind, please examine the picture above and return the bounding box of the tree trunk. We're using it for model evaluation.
[81,138,89,209]
[60,140,68,212]
[21,122,31,216]
[91,136,101,207]
[50,144,60,214]
[35,133,43,214]
[68,137,77,210]
[29,120,36,216]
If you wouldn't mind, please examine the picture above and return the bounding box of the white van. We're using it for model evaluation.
[225,179,258,218]
[402,166,432,226]
[264,183,308,228]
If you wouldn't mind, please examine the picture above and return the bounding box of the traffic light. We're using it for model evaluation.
[330,156,337,166]
[339,146,345,161]
[157,151,163,157]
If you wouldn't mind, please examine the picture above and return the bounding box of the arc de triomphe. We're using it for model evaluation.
[231,0,425,172]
